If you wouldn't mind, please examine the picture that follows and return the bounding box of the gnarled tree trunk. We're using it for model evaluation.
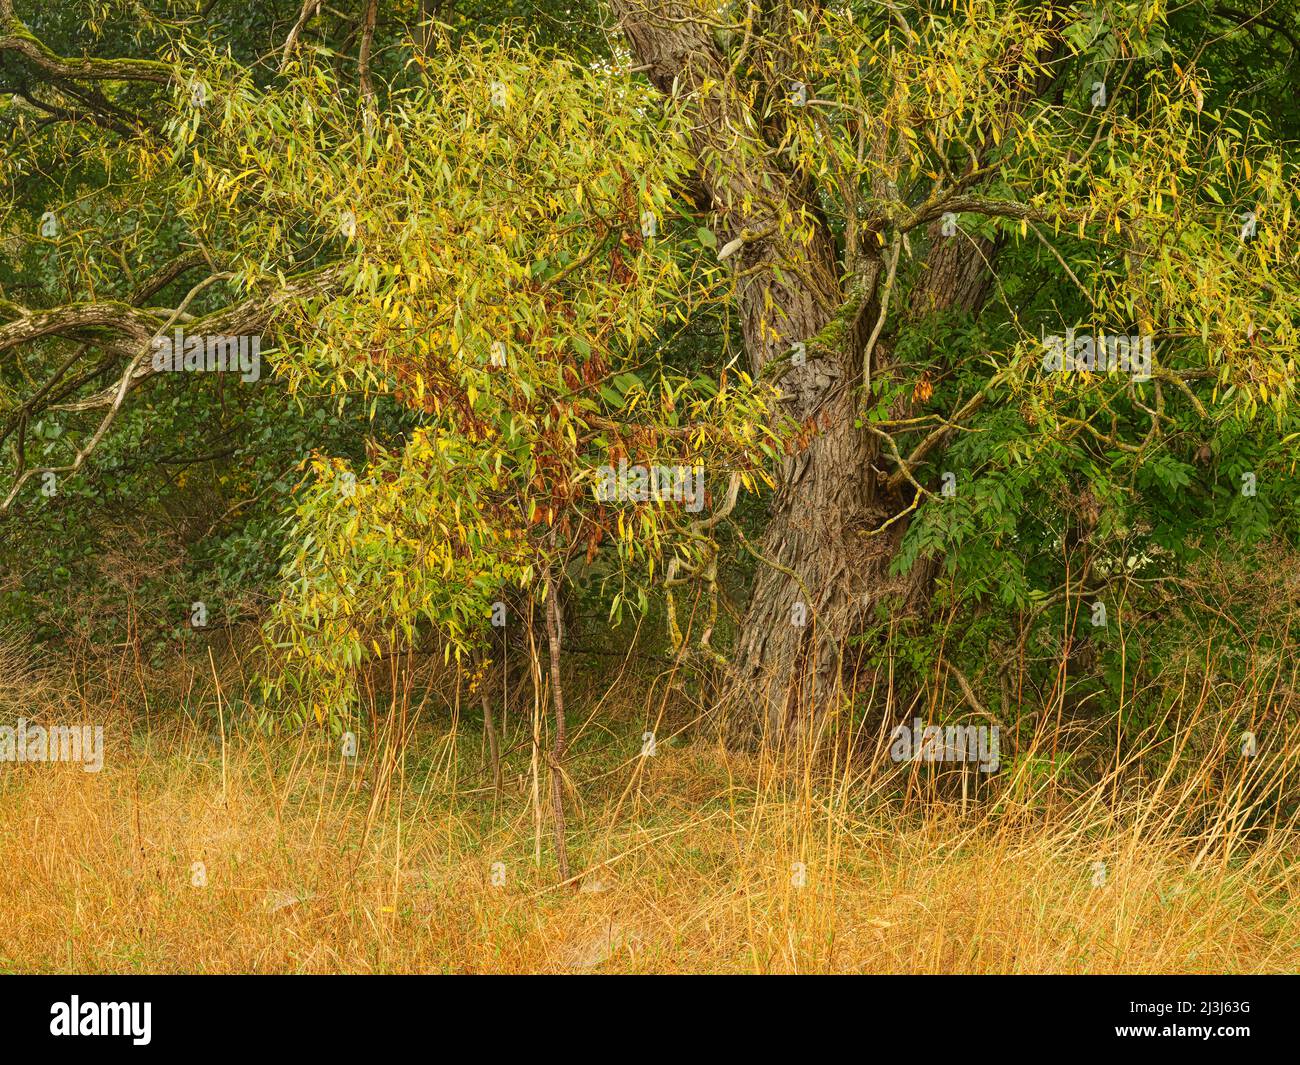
[735,232,1002,738]
[611,0,1001,738]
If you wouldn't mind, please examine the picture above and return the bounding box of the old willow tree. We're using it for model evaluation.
[609,0,1300,733]
[2,0,1299,749]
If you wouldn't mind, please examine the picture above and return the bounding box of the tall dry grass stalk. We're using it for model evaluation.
[1,616,1297,974]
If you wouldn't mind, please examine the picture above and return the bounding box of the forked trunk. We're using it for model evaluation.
[611,0,999,741]
[736,234,1000,738]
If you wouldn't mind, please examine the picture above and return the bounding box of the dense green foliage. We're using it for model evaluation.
[2,1,1298,762]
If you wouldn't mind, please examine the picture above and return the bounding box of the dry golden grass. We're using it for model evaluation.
[3,657,1298,974]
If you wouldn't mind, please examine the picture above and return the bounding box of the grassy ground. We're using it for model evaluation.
[3,643,1298,973]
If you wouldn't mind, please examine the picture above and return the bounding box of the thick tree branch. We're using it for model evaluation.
[0,263,347,514]
[0,5,170,85]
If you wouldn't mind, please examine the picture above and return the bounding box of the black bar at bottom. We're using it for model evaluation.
[2,974,1289,1053]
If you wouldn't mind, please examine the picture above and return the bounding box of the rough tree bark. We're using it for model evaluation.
[735,227,1001,739]
[611,0,1003,738]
